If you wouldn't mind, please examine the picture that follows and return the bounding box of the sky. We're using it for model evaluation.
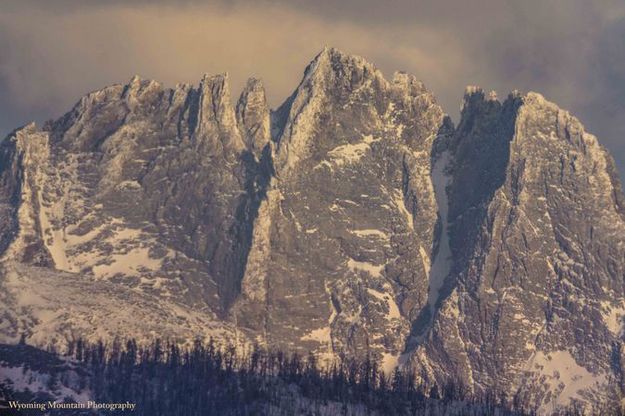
[1,0,624,177]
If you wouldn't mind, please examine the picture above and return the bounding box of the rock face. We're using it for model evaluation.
[234,49,447,371]
[0,48,623,412]
[410,88,625,412]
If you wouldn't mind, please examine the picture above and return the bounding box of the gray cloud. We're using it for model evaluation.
[0,0,623,177]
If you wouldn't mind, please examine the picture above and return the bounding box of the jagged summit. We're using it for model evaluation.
[462,85,518,106]
[271,47,442,174]
[312,46,379,72]
[32,47,435,152]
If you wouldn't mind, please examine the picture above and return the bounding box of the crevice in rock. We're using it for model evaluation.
[215,143,275,315]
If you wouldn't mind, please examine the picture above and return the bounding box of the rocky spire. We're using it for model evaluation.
[121,75,162,107]
[273,47,388,174]
[0,123,53,266]
[236,78,271,158]
[193,73,245,154]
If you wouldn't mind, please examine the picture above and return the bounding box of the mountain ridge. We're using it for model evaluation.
[1,47,624,413]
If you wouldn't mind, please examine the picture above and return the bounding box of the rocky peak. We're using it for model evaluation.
[461,86,500,113]
[121,75,162,106]
[122,74,145,98]
[513,90,625,237]
[391,71,427,96]
[236,78,271,158]
[306,46,383,86]
[193,73,245,154]
[446,87,521,277]
[274,47,431,174]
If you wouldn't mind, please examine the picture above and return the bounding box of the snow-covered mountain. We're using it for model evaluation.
[1,47,623,413]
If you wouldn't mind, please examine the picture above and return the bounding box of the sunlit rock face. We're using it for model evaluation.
[233,48,448,372]
[1,48,624,412]
[0,72,261,344]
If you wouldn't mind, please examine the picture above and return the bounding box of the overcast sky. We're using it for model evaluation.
[1,0,624,177]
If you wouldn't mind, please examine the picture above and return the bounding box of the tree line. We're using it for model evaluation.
[59,337,532,415]
[6,337,619,415]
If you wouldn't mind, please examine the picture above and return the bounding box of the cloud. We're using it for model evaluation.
[0,2,468,117]
[0,0,623,176]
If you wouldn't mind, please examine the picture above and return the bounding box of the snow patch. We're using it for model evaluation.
[418,246,431,275]
[0,365,92,403]
[301,327,331,343]
[92,245,162,279]
[64,220,112,246]
[323,134,380,168]
[351,229,389,241]
[381,353,400,375]
[347,259,384,278]
[530,350,607,411]
[367,288,401,320]
[37,189,71,271]
[601,300,625,336]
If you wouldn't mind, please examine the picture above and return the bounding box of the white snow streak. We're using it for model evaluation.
[424,151,452,320]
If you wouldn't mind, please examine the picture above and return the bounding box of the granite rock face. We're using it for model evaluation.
[231,50,450,372]
[410,88,625,412]
[1,48,624,412]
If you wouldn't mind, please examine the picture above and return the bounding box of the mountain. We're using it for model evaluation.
[0,47,623,414]
[410,88,625,412]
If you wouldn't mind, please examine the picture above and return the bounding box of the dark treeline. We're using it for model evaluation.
[3,337,620,415]
[58,337,534,416]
